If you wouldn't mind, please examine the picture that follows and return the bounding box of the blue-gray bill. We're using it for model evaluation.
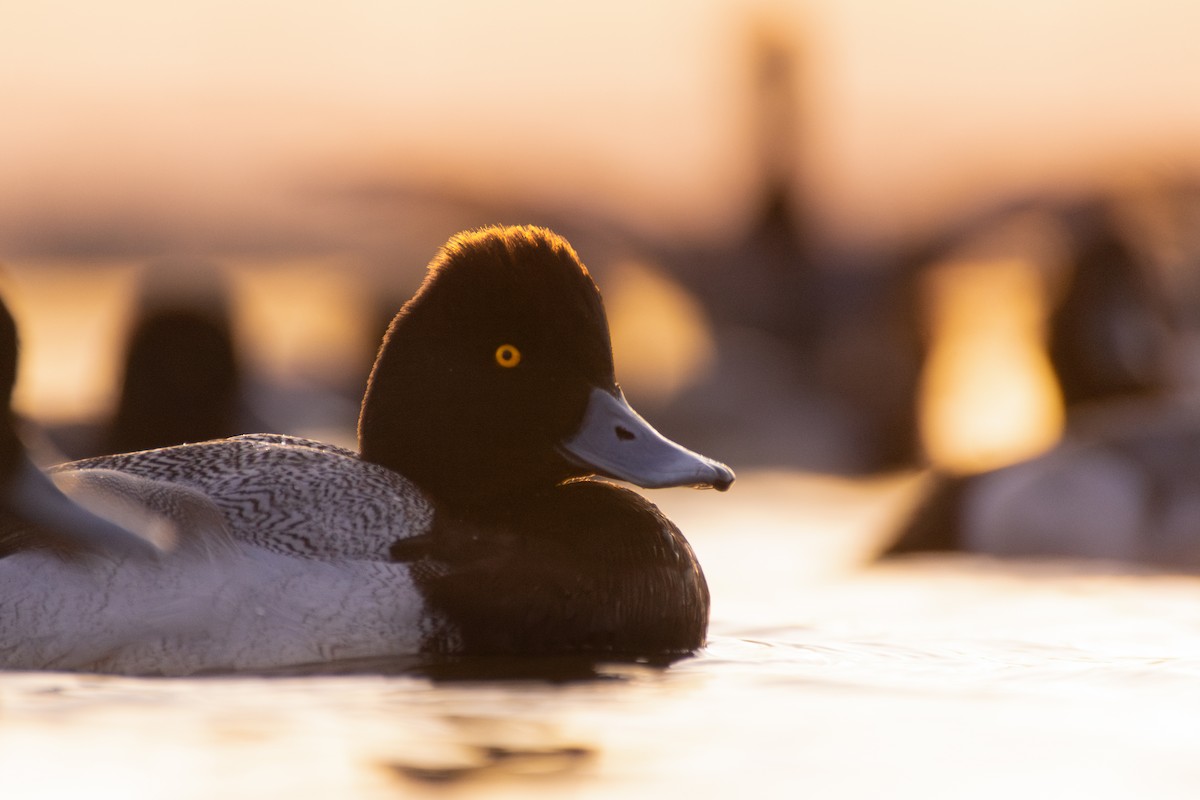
[559,387,735,491]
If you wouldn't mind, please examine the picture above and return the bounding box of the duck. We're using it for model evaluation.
[45,261,275,461]
[0,225,734,676]
[0,297,168,562]
[889,407,1200,567]
[105,296,244,456]
[885,198,1198,567]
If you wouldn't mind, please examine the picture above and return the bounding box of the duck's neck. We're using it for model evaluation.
[0,412,22,477]
[429,482,563,527]
[358,338,582,512]
[359,434,564,524]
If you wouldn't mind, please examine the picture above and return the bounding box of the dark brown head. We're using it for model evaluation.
[359,225,733,508]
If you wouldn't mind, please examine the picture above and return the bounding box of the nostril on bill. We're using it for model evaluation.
[615,426,636,441]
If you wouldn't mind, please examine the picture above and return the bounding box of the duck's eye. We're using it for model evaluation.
[494,344,522,368]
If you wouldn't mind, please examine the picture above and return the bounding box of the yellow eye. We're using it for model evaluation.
[494,344,521,368]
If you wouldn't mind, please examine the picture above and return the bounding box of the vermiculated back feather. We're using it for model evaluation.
[57,434,434,560]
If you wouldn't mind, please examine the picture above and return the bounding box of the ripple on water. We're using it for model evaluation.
[4,473,1200,797]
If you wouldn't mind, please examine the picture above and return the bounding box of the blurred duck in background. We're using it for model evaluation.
[105,296,242,455]
[50,260,274,460]
[1048,199,1175,413]
[885,185,1200,568]
[0,295,167,561]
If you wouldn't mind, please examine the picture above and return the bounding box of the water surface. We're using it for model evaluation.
[4,471,1199,798]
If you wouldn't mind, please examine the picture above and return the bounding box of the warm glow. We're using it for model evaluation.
[2,263,142,423]
[604,260,716,405]
[4,1,1200,255]
[1,7,1198,797]
[0,259,373,427]
[225,259,373,387]
[918,258,1065,474]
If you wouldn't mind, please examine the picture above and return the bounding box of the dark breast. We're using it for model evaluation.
[393,481,710,658]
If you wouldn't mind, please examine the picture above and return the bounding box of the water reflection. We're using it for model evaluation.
[5,473,1197,797]
[249,653,675,684]
[381,716,596,788]
[8,555,1200,798]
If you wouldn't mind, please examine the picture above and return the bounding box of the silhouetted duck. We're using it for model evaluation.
[0,226,733,675]
[891,406,1200,567]
[104,301,243,455]
[45,262,269,461]
[886,199,1197,567]
[0,298,163,561]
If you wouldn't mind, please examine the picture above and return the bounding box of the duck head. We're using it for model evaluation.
[359,225,734,507]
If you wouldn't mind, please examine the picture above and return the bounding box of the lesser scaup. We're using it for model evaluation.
[0,226,734,675]
[105,302,243,455]
[47,262,272,460]
[886,199,1191,566]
